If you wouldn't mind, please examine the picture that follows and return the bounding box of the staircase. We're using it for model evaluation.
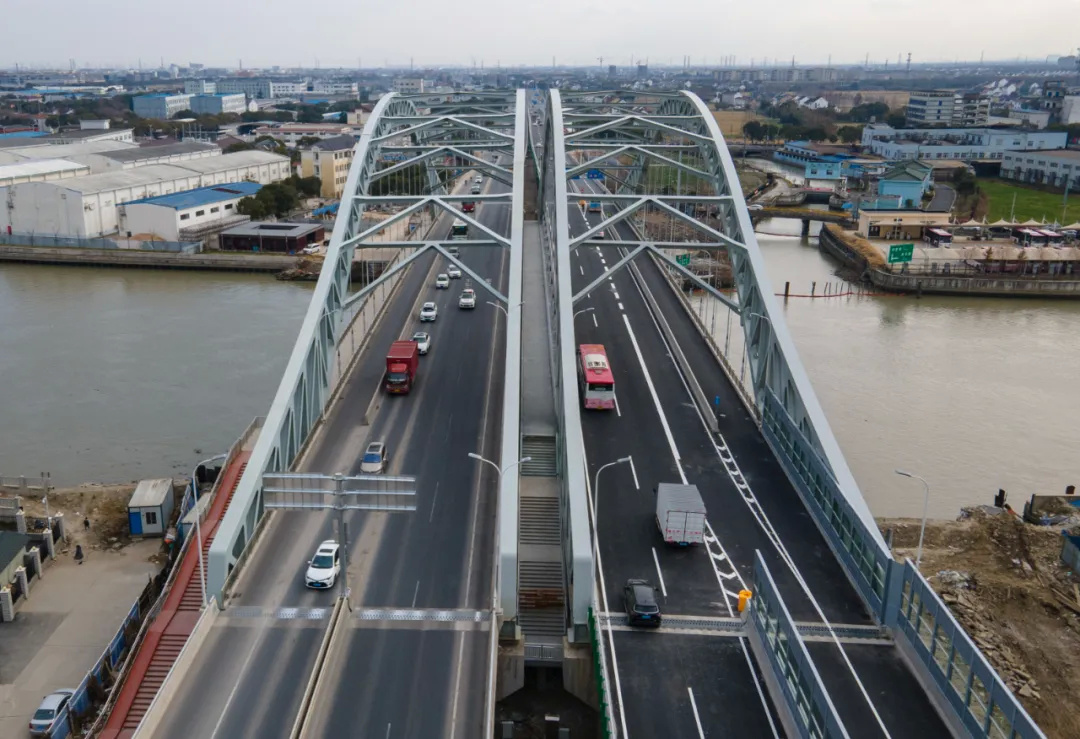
[100,456,249,739]
[520,435,557,476]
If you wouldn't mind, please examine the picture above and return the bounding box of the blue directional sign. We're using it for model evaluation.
[586,169,605,180]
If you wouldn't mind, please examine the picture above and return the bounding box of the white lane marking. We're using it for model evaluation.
[412,580,420,608]
[614,394,622,417]
[579,264,584,275]
[628,455,640,490]
[582,437,629,738]
[652,547,668,597]
[592,313,598,328]
[622,313,687,484]
[614,292,620,300]
[604,265,609,272]
[688,687,706,739]
[618,303,624,311]
[208,626,266,739]
[429,481,439,523]
[385,724,392,739]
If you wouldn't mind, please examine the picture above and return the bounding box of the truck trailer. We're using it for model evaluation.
[384,340,419,394]
[655,483,706,546]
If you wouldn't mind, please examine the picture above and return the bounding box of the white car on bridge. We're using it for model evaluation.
[305,540,340,589]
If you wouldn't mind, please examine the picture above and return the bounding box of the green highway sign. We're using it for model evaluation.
[676,254,691,267]
[888,243,914,264]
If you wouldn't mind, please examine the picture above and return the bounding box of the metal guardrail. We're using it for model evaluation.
[748,550,850,739]
[892,561,1046,739]
[759,389,894,620]
[588,606,617,739]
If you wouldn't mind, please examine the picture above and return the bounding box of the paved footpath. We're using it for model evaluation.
[0,538,161,736]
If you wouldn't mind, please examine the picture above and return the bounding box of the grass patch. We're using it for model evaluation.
[975,178,1080,224]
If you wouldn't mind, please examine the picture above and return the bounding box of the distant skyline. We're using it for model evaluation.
[6,0,1080,71]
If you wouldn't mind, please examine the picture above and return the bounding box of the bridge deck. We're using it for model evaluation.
[570,194,950,738]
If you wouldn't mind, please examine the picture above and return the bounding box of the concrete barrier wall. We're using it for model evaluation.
[0,244,294,272]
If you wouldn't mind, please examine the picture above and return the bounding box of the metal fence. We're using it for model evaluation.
[0,474,51,491]
[893,561,1046,739]
[0,232,200,253]
[748,550,850,739]
[759,389,894,619]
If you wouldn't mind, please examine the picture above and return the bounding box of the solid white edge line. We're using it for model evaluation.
[583,436,630,739]
[579,264,584,275]
[687,687,706,739]
[628,456,639,490]
[621,313,686,485]
[651,547,668,597]
[614,394,622,417]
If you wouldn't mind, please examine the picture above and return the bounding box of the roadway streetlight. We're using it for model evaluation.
[486,301,523,318]
[573,306,595,321]
[191,454,227,607]
[895,469,931,571]
[468,452,533,482]
[593,456,632,522]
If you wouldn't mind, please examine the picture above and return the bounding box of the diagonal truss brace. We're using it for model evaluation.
[567,145,709,180]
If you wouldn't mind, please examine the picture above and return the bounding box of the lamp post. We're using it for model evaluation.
[895,469,931,570]
[191,454,227,607]
[468,452,533,482]
[593,457,632,522]
[573,306,595,321]
[486,301,523,319]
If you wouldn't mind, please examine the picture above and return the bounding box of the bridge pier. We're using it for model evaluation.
[801,218,811,237]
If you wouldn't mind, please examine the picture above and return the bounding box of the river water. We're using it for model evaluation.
[0,264,312,487]
[2,241,1077,518]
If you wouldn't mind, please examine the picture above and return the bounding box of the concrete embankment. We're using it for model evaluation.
[0,244,295,273]
[818,225,1080,299]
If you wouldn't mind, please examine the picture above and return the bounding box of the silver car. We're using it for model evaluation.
[29,690,75,737]
[412,331,431,355]
[419,302,438,322]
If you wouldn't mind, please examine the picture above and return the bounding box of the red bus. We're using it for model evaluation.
[578,344,616,410]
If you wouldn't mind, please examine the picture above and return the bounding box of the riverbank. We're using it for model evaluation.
[877,510,1080,738]
[0,244,297,272]
[818,225,1080,298]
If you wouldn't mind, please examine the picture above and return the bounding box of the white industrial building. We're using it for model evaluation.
[0,159,90,187]
[0,150,289,238]
[190,94,247,116]
[118,181,261,241]
[0,140,219,174]
[132,94,194,119]
[185,80,217,94]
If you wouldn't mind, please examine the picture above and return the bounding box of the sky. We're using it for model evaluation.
[6,0,1080,70]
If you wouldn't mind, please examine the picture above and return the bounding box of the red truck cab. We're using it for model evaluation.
[385,340,419,394]
[462,201,475,213]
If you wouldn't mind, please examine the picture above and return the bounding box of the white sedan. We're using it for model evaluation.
[447,265,462,279]
[419,302,438,322]
[305,540,341,589]
[412,331,431,355]
[435,274,450,289]
[459,289,477,309]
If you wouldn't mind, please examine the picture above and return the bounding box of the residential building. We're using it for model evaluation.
[299,135,356,198]
[185,80,217,94]
[118,181,261,241]
[132,93,193,120]
[252,123,355,147]
[0,150,290,237]
[311,80,359,97]
[190,93,247,116]
[220,221,325,253]
[1062,96,1080,126]
[393,78,425,94]
[907,90,956,126]
[907,91,989,127]
[1000,149,1080,191]
[877,161,933,208]
[861,124,1068,161]
[1041,80,1070,124]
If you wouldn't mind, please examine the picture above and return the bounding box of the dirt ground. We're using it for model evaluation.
[3,482,179,563]
[878,509,1080,738]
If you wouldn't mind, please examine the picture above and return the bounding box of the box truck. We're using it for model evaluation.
[655,483,706,546]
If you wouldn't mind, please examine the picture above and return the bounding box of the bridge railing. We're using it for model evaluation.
[747,550,850,739]
[891,561,1046,739]
[759,389,894,619]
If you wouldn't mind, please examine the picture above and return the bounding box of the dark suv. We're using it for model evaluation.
[624,578,662,627]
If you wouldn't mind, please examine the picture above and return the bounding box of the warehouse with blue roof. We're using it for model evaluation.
[118,181,263,242]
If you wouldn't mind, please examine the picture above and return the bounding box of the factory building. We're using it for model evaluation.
[0,150,289,238]
[190,93,247,116]
[132,93,194,119]
[118,182,262,241]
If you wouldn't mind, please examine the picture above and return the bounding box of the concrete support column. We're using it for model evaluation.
[562,640,598,710]
[54,512,66,542]
[15,509,26,534]
[15,566,28,598]
[43,525,56,560]
[28,546,41,580]
[496,640,525,701]
[0,585,13,621]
